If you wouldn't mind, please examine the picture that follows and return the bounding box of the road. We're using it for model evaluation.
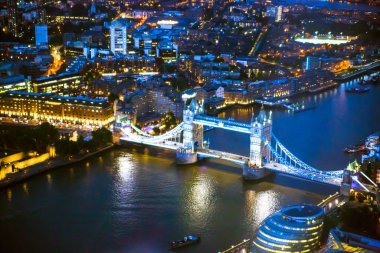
[46,46,63,76]
[248,26,269,57]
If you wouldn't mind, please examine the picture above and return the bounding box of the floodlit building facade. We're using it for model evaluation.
[0,91,114,127]
[30,73,82,96]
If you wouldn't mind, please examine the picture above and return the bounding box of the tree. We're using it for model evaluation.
[16,134,37,152]
[92,127,112,146]
[55,139,80,155]
[153,127,160,135]
[339,203,379,238]
[84,70,101,84]
[171,74,190,92]
[108,92,117,104]
[204,8,214,21]
[161,111,178,130]
[71,4,88,17]
[34,123,59,147]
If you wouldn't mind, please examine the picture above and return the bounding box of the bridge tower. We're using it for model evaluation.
[243,108,272,180]
[249,108,272,166]
[176,99,204,164]
[340,169,353,197]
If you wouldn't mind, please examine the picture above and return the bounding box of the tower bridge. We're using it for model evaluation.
[117,99,346,187]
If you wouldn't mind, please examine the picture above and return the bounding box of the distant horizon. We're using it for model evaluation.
[274,0,380,10]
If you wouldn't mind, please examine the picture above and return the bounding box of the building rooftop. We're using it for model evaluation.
[328,227,380,252]
[282,205,324,219]
[0,75,25,85]
[2,91,111,108]
[33,72,81,83]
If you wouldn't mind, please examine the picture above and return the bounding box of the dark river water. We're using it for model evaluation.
[0,82,379,253]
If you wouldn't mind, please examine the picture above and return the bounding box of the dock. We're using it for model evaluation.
[218,239,252,253]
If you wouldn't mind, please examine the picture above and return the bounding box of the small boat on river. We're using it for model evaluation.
[345,86,370,93]
[169,234,200,250]
[344,144,366,153]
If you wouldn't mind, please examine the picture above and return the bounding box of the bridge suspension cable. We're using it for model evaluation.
[270,134,344,177]
[125,123,184,143]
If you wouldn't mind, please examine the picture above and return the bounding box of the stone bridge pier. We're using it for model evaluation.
[176,99,203,165]
[243,108,272,180]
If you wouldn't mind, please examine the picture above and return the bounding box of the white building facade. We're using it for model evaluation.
[110,22,128,55]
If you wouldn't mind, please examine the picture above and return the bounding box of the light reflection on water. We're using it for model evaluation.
[116,154,136,186]
[184,172,216,229]
[244,190,280,228]
[6,189,12,202]
[113,154,137,211]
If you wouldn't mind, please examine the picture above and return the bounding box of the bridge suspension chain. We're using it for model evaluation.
[126,123,184,143]
[270,134,344,177]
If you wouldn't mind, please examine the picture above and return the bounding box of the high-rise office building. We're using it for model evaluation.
[156,40,178,62]
[89,1,96,16]
[35,24,48,47]
[266,5,283,22]
[7,0,18,37]
[110,21,128,55]
[305,56,321,71]
[36,0,46,24]
[275,5,283,22]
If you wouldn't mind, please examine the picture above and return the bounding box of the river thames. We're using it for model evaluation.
[0,84,379,253]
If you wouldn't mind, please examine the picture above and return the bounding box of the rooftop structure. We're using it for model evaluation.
[157,20,178,29]
[252,205,324,252]
[35,24,48,47]
[326,227,380,252]
[295,33,358,45]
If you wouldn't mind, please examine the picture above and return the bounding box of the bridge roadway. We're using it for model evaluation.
[198,149,341,186]
[194,115,251,134]
[264,163,341,186]
[199,149,342,186]
[120,136,181,151]
[198,149,248,165]
[336,60,380,81]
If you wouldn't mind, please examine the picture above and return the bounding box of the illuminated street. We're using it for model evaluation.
[46,46,63,76]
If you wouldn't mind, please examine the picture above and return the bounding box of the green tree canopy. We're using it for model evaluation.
[92,127,112,145]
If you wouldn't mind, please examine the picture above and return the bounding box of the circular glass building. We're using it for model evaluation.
[252,205,324,253]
